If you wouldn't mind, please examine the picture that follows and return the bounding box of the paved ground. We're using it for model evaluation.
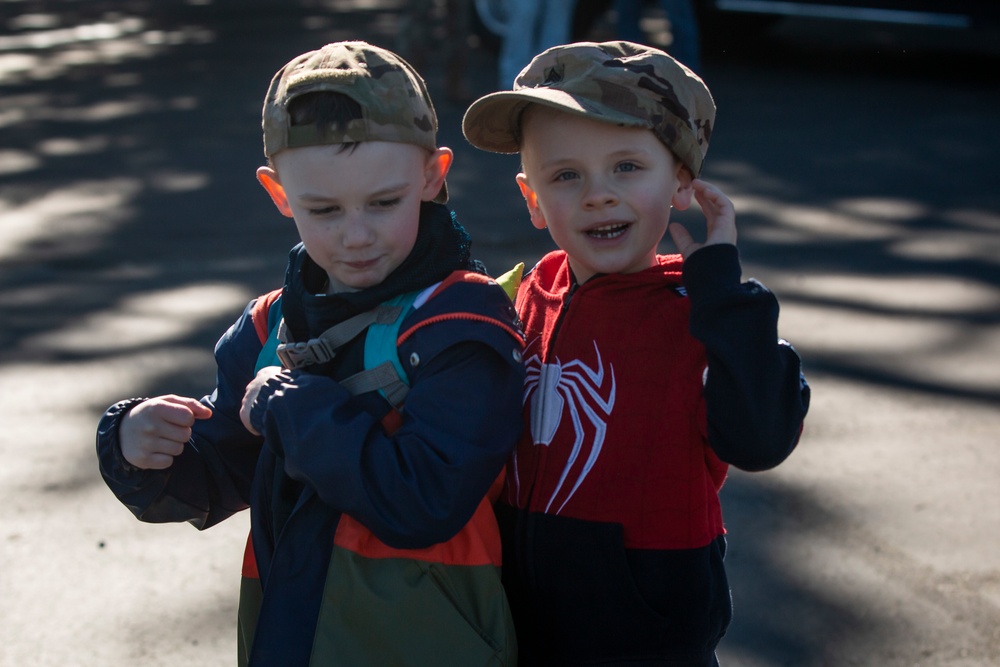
[1,1,998,665]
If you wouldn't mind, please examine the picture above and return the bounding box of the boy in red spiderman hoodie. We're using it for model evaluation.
[463,41,811,666]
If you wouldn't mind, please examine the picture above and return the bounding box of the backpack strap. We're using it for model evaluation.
[339,361,408,407]
[254,293,285,374]
[274,305,403,371]
[252,290,420,413]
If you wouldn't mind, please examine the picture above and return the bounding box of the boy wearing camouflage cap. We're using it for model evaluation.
[463,41,810,665]
[97,42,524,666]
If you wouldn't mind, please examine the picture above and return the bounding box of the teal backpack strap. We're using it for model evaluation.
[253,290,420,411]
[276,306,402,370]
[343,290,420,409]
[255,294,284,373]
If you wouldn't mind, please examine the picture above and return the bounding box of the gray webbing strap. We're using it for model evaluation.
[339,361,410,408]
[276,305,402,370]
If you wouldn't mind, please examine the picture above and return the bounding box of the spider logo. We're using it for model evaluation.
[517,340,616,514]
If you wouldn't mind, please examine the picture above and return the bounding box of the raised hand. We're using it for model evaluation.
[668,179,737,259]
[119,395,212,469]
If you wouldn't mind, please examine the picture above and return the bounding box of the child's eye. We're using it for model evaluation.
[616,161,640,173]
[553,170,578,182]
[307,205,339,216]
[372,197,402,208]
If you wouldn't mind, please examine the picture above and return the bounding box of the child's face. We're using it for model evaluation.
[259,141,450,291]
[517,106,692,284]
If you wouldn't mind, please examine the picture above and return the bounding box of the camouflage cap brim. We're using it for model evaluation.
[463,86,653,153]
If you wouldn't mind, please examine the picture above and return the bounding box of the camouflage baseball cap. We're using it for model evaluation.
[463,41,716,176]
[263,41,439,158]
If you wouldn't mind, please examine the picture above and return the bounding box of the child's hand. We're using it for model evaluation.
[240,366,285,436]
[119,395,212,470]
[668,179,737,259]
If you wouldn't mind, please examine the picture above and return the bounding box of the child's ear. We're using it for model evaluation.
[516,173,547,230]
[421,148,453,201]
[256,166,293,218]
[671,165,695,211]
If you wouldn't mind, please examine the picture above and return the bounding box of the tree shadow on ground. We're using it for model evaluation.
[718,472,864,667]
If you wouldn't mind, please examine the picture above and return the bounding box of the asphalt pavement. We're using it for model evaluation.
[1,2,998,665]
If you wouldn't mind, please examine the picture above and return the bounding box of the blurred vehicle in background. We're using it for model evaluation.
[697,0,998,30]
[473,0,1000,51]
[694,0,1000,50]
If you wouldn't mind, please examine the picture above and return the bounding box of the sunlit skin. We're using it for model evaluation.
[119,141,452,466]
[516,105,737,285]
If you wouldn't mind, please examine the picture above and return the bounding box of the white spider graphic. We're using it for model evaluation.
[516,340,616,514]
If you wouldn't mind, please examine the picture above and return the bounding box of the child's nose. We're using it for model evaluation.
[582,178,618,209]
[341,213,375,247]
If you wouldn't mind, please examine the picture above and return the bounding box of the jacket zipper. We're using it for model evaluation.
[545,279,579,358]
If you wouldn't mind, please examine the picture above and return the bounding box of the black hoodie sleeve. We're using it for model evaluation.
[682,244,810,471]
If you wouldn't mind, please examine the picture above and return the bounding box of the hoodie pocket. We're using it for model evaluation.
[310,547,515,666]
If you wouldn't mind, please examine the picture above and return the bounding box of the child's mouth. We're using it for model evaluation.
[346,258,379,270]
[586,222,630,240]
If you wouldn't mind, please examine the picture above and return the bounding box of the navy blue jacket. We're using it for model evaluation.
[97,246,526,666]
